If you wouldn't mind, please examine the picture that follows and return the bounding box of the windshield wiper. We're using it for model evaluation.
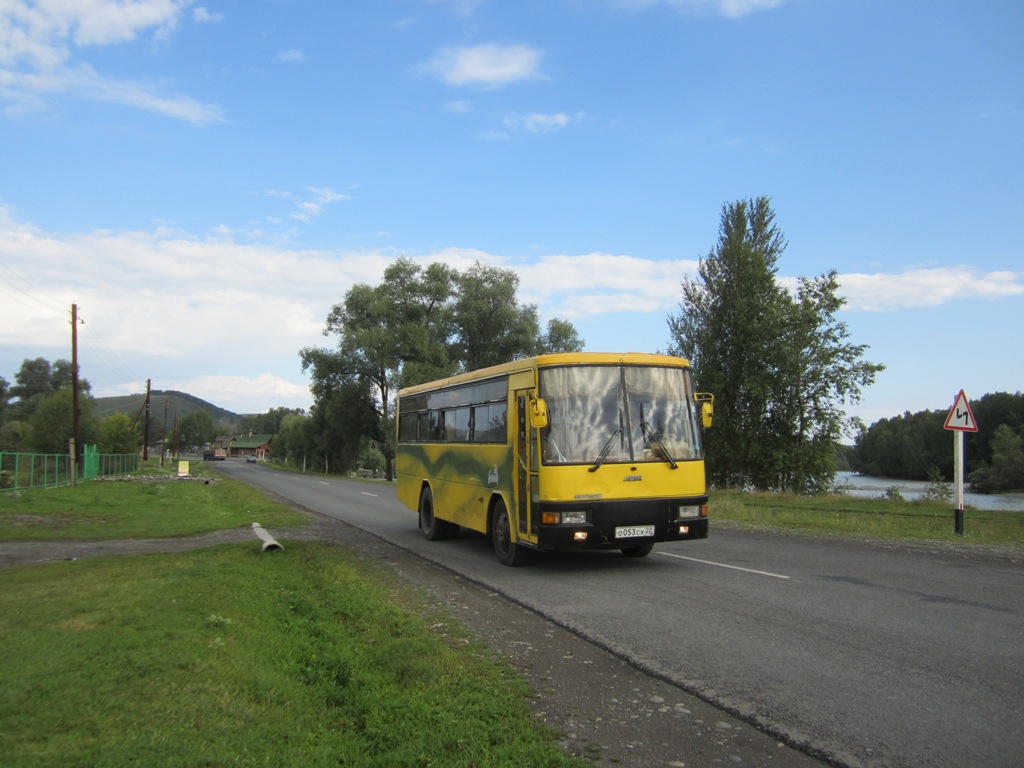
[641,422,678,469]
[639,403,678,469]
[588,428,621,472]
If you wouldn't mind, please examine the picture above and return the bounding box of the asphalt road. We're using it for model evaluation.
[220,461,1024,768]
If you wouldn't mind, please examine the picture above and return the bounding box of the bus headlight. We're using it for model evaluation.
[677,504,708,519]
[541,511,589,525]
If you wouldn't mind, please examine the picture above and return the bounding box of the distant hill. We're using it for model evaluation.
[92,390,243,430]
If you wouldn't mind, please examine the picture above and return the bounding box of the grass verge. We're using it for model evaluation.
[0,462,308,541]
[0,542,583,768]
[711,488,1024,547]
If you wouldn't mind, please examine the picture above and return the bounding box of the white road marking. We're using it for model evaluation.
[361,492,378,497]
[319,481,329,485]
[658,551,791,580]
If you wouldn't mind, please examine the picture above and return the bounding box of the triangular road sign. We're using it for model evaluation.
[944,389,978,432]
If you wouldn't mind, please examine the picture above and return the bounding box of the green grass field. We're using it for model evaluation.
[0,463,584,767]
[711,488,1024,546]
[0,542,583,767]
[0,466,308,541]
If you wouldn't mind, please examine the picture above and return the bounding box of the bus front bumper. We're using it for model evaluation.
[532,497,708,551]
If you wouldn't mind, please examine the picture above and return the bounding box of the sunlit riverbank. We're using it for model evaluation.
[835,472,1024,512]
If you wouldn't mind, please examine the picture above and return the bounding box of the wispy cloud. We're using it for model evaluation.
[428,0,484,16]
[418,44,545,88]
[611,0,784,18]
[838,267,1024,312]
[258,187,353,225]
[193,7,224,24]
[291,187,352,223]
[0,0,223,124]
[503,111,584,134]
[277,49,306,63]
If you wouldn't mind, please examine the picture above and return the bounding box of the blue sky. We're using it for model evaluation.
[1,0,1021,430]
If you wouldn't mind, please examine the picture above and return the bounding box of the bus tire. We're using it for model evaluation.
[621,543,654,558]
[492,499,527,567]
[419,487,450,541]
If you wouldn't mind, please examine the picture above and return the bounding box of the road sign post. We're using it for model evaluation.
[943,390,978,535]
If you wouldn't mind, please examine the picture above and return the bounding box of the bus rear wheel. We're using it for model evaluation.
[419,487,453,541]
[492,500,527,566]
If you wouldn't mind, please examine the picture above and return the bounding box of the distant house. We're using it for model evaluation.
[231,433,273,460]
[213,435,235,451]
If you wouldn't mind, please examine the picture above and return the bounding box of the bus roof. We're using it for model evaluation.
[397,352,692,397]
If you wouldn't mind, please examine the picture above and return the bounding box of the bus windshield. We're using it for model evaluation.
[538,364,703,466]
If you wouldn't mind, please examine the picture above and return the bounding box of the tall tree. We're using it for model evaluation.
[539,318,585,354]
[0,376,8,432]
[668,198,792,490]
[178,410,216,451]
[668,197,882,493]
[28,388,97,454]
[97,413,140,454]
[272,412,315,467]
[238,407,306,436]
[968,424,1024,493]
[304,258,457,479]
[452,262,540,370]
[774,271,885,493]
[9,358,55,418]
[303,258,584,479]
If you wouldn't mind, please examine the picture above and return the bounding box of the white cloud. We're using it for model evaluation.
[2,208,1020,411]
[838,267,1024,312]
[0,209,394,411]
[418,44,545,88]
[611,0,784,18]
[428,0,483,16]
[193,7,223,24]
[277,48,305,63]
[517,253,701,319]
[503,111,584,134]
[287,187,351,223]
[0,0,222,123]
[174,373,310,413]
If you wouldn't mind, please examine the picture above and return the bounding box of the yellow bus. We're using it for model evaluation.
[396,352,713,566]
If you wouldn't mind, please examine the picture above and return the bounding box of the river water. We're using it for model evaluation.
[835,471,1024,512]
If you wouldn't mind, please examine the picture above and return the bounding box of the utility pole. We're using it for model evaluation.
[71,304,81,484]
[143,379,151,460]
[161,400,169,467]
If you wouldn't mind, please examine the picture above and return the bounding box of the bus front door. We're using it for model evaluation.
[515,391,538,542]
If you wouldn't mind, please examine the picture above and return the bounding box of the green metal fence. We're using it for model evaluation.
[0,449,140,492]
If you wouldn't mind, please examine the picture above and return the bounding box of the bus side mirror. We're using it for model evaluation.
[530,397,549,429]
[695,393,714,429]
[701,401,713,429]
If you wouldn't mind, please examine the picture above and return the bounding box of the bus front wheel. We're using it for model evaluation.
[492,500,527,566]
[419,487,453,541]
[621,543,654,558]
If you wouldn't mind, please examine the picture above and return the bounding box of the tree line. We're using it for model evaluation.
[0,357,115,454]
[852,392,1024,493]
[0,358,304,457]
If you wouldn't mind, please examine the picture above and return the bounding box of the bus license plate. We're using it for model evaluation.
[615,525,654,539]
